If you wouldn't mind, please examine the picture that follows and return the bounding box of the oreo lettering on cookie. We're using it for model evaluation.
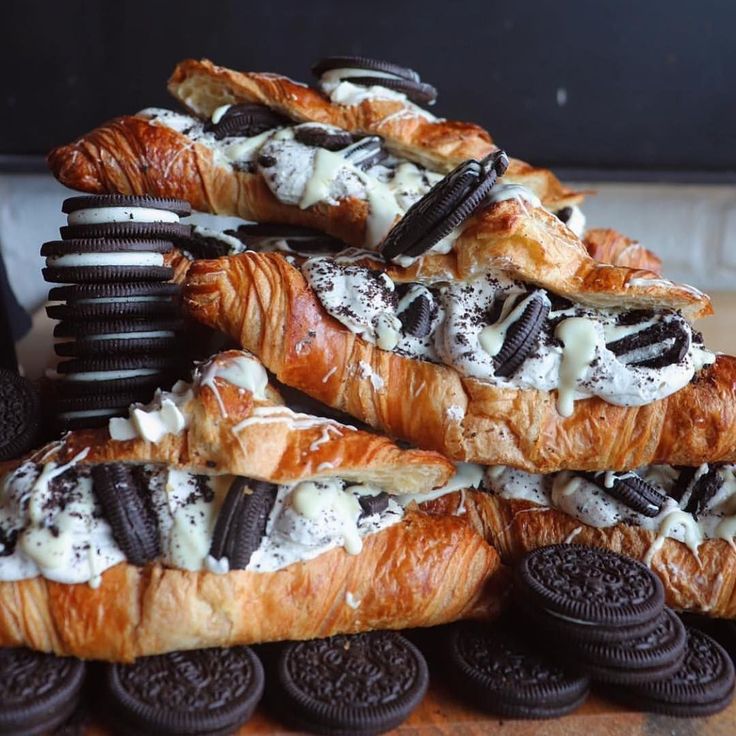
[0,370,40,461]
[274,631,428,735]
[312,56,438,106]
[205,103,289,140]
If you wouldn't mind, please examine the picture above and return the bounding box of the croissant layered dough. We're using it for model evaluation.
[421,490,736,618]
[0,507,504,661]
[182,254,730,472]
[583,228,662,275]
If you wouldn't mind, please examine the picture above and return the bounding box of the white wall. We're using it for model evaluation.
[2,172,736,315]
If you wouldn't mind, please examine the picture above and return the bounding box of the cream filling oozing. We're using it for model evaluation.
[67,207,180,225]
[304,263,714,413]
[46,252,165,268]
[484,464,736,562]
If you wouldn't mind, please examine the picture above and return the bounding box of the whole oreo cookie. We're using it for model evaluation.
[274,631,428,735]
[380,155,507,261]
[515,545,665,629]
[62,195,192,217]
[444,621,589,719]
[42,239,173,284]
[233,223,344,255]
[612,627,735,717]
[585,471,667,518]
[312,55,437,105]
[294,123,355,150]
[205,103,289,140]
[60,221,192,242]
[0,370,40,461]
[92,464,160,566]
[105,647,264,736]
[0,648,86,736]
[491,292,550,378]
[209,478,277,570]
[55,392,144,431]
[47,283,182,321]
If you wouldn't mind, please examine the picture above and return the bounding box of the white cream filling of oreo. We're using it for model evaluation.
[46,252,165,268]
[67,206,180,225]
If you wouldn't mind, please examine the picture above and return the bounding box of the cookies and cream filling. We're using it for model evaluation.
[67,206,181,225]
[483,464,736,563]
[303,261,715,413]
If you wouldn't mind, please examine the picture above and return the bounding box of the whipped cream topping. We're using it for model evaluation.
[191,225,248,255]
[484,463,736,564]
[142,108,443,250]
[304,263,714,413]
[67,206,180,226]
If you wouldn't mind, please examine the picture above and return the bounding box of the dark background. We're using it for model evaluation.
[1,0,734,180]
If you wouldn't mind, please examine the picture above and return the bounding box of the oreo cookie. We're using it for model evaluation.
[343,136,387,170]
[55,392,144,431]
[572,609,687,685]
[294,124,355,150]
[683,466,722,517]
[105,647,264,736]
[0,370,40,461]
[232,223,344,255]
[515,545,665,630]
[41,239,173,284]
[92,464,160,566]
[444,621,589,719]
[177,226,248,260]
[380,155,507,261]
[62,195,191,217]
[312,56,438,106]
[47,283,182,321]
[209,478,277,570]
[358,491,390,517]
[584,471,667,517]
[491,292,550,378]
[606,317,690,369]
[396,285,434,338]
[205,103,289,140]
[613,627,735,717]
[53,319,185,358]
[274,631,428,735]
[60,221,192,242]
[0,648,86,736]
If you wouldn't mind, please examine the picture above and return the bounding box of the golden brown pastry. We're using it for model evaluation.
[167,58,583,208]
[583,228,662,274]
[422,490,736,618]
[0,351,505,660]
[181,254,732,473]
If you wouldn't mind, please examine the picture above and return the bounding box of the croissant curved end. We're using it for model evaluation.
[47,142,104,193]
[183,258,230,328]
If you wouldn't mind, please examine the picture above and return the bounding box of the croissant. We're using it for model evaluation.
[583,228,662,274]
[167,58,583,208]
[182,254,733,472]
[421,490,736,618]
[0,351,504,661]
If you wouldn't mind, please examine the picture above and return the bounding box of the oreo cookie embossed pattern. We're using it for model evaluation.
[43,195,192,431]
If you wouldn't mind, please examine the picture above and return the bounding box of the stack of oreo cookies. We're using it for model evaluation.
[42,195,193,431]
[514,545,735,716]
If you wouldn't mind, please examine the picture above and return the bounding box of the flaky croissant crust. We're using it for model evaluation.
[183,254,732,472]
[421,491,736,619]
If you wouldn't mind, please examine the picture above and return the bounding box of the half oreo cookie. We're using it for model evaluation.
[294,124,355,150]
[105,647,264,736]
[312,56,438,105]
[205,103,290,140]
[209,478,277,570]
[274,631,428,735]
[92,463,160,566]
[380,155,507,260]
[683,466,723,517]
[41,239,173,284]
[0,648,86,736]
[443,621,589,719]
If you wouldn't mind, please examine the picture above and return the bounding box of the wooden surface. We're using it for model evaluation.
[81,680,736,735]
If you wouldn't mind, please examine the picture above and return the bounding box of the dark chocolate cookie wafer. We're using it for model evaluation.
[209,478,277,570]
[92,464,160,566]
[396,284,435,338]
[274,631,428,735]
[48,283,182,321]
[516,545,665,629]
[60,221,192,242]
[106,647,264,736]
[294,124,355,150]
[606,317,690,369]
[443,621,589,719]
[205,103,289,140]
[0,370,40,461]
[611,627,735,717]
[233,223,344,255]
[584,471,667,517]
[343,136,387,169]
[380,155,507,261]
[42,239,173,284]
[55,392,144,431]
[312,56,438,105]
[62,194,191,217]
[0,648,86,736]
[491,292,550,378]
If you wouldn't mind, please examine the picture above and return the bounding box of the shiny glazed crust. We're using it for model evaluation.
[421,491,736,618]
[167,58,583,208]
[0,508,505,661]
[182,254,732,472]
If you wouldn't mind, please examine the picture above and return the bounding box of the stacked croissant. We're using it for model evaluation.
[2,54,736,709]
